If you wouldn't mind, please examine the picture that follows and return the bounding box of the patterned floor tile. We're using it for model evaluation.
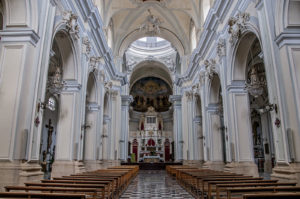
[120,170,194,199]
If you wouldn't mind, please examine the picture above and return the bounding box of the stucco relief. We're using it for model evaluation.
[228,12,250,45]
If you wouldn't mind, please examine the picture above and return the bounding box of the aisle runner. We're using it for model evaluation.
[120,170,194,199]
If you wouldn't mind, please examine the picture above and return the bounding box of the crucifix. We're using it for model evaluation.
[45,119,54,154]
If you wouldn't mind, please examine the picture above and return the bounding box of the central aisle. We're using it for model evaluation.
[120,170,194,198]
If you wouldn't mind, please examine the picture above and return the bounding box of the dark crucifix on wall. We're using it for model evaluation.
[45,119,54,154]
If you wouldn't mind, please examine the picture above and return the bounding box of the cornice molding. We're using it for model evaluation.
[75,0,127,85]
[0,29,40,47]
[275,32,300,48]
[176,0,233,86]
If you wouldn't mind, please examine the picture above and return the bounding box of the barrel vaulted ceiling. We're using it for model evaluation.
[93,0,204,56]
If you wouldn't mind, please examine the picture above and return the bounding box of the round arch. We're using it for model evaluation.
[117,28,186,58]
[208,74,222,105]
[129,60,173,90]
[51,23,81,81]
[86,72,98,103]
[230,32,262,82]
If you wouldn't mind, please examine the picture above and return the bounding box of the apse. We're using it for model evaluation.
[130,76,172,112]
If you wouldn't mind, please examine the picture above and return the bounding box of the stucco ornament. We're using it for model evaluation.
[228,12,250,45]
[204,59,216,80]
[82,37,91,56]
[217,38,226,57]
[63,11,80,40]
[139,9,163,36]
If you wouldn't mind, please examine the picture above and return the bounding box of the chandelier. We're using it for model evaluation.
[245,65,266,98]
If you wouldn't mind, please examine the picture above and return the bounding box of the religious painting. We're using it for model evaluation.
[130,77,172,112]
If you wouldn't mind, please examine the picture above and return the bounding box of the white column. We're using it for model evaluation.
[170,95,183,161]
[256,0,292,164]
[120,95,132,161]
[0,29,41,161]
[83,103,101,160]
[55,82,82,161]
[227,85,254,162]
[206,104,223,162]
[109,89,119,160]
[185,91,195,160]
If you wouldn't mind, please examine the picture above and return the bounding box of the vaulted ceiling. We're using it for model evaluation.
[93,0,204,56]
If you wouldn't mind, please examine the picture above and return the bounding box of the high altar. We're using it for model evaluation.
[129,107,173,163]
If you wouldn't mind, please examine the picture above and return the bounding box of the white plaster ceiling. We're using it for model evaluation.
[93,0,203,56]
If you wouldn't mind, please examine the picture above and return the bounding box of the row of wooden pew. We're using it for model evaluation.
[0,165,139,199]
[166,165,300,199]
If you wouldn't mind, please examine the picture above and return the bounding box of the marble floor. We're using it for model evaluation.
[120,170,195,199]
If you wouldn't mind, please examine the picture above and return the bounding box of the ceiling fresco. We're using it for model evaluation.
[130,77,172,112]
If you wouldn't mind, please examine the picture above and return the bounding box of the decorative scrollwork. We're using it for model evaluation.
[228,12,250,45]
[63,11,80,40]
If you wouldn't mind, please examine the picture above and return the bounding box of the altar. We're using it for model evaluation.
[143,155,160,163]
[129,107,173,163]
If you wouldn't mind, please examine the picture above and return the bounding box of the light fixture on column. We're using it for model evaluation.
[38,96,56,112]
[256,103,278,114]
[81,123,91,130]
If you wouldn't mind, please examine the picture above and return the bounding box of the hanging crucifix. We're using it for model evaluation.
[45,119,54,154]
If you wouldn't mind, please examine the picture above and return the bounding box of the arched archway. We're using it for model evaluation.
[128,61,174,163]
[245,38,275,176]
[230,32,275,176]
[39,30,80,178]
[130,61,173,90]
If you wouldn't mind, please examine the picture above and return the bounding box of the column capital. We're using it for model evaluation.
[121,95,133,105]
[60,80,82,93]
[185,90,193,101]
[109,89,119,100]
[227,80,247,93]
[86,102,101,112]
[169,95,182,103]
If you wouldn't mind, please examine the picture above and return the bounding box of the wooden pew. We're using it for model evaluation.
[214,182,296,199]
[5,186,100,199]
[226,186,300,199]
[0,165,137,199]
[243,193,300,199]
[0,192,86,198]
[24,182,110,198]
[199,177,264,199]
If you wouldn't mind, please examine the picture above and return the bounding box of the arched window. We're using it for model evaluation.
[190,21,197,51]
[93,0,103,20]
[203,0,215,21]
[107,19,113,48]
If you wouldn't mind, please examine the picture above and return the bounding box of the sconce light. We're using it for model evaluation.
[256,104,277,114]
[81,123,91,130]
[37,96,56,112]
